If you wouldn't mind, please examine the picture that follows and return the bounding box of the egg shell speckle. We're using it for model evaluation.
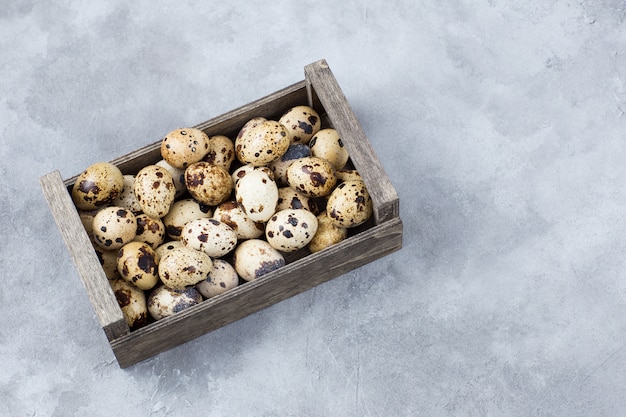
[269,143,311,186]
[184,161,233,206]
[154,240,183,264]
[233,239,285,281]
[235,169,278,223]
[276,187,320,215]
[158,246,214,290]
[195,259,239,298]
[278,105,321,144]
[116,241,159,291]
[92,206,137,250]
[235,120,291,166]
[112,175,142,213]
[160,127,210,169]
[162,198,213,240]
[110,278,148,331]
[181,218,238,258]
[202,134,235,171]
[155,159,187,198]
[148,285,203,321]
[308,211,348,253]
[134,214,165,249]
[326,180,373,228]
[213,200,265,241]
[265,209,319,252]
[134,165,176,219]
[309,128,349,170]
[286,156,337,197]
[71,162,124,210]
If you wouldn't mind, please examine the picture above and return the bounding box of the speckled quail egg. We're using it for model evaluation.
[326,180,373,228]
[265,209,318,252]
[92,206,137,250]
[309,128,349,170]
[235,169,278,223]
[112,175,142,213]
[203,134,235,171]
[181,218,238,258]
[160,127,210,169]
[268,143,311,186]
[148,285,203,321]
[286,156,337,197]
[235,116,267,143]
[71,162,124,210]
[278,105,321,144]
[234,120,291,166]
[116,241,159,290]
[134,165,176,219]
[213,200,265,240]
[335,169,362,183]
[78,208,103,238]
[134,214,165,249]
[162,198,213,240]
[231,164,275,185]
[308,211,348,253]
[195,259,239,298]
[110,278,148,331]
[184,161,233,206]
[276,187,320,215]
[232,239,285,282]
[94,246,121,280]
[155,159,187,198]
[154,240,183,263]
[158,246,213,290]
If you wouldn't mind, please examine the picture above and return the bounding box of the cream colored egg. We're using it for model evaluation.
[265,209,318,252]
[110,278,149,331]
[160,127,210,169]
[148,285,203,321]
[94,246,121,280]
[158,246,213,290]
[231,164,275,185]
[155,159,187,198]
[326,180,373,228]
[268,143,311,186]
[213,200,264,240]
[309,128,349,170]
[278,105,321,144]
[308,211,348,253]
[195,259,239,298]
[335,169,362,183]
[235,169,278,222]
[134,214,165,249]
[286,156,337,197]
[233,239,285,281]
[134,165,176,219]
[203,135,235,171]
[234,120,290,166]
[162,198,213,240]
[276,187,319,215]
[184,161,233,206]
[71,162,124,210]
[154,240,183,264]
[116,241,159,291]
[112,175,142,213]
[181,218,238,258]
[92,206,137,250]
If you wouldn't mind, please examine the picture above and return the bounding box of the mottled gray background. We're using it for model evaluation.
[2,1,626,416]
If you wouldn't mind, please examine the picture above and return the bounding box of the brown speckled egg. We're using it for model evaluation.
[154,240,183,263]
[112,175,142,214]
[158,246,213,290]
[308,211,348,253]
[110,278,148,331]
[160,127,210,169]
[326,180,373,228]
[234,120,290,166]
[184,161,233,206]
[233,239,285,281]
[92,206,137,250]
[309,128,349,170]
[94,246,121,280]
[335,169,362,183]
[268,143,311,186]
[134,165,176,219]
[276,187,320,214]
[148,285,203,320]
[134,214,165,249]
[286,156,337,197]
[155,159,187,198]
[231,164,275,185]
[265,209,318,252]
[162,198,213,240]
[203,135,235,171]
[278,105,321,144]
[235,169,278,222]
[116,241,159,290]
[181,218,238,258]
[213,200,265,240]
[71,162,124,210]
[234,116,267,144]
[195,259,239,298]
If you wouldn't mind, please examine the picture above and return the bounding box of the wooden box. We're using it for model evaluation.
[40,59,403,368]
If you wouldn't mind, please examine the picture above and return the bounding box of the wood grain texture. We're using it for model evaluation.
[305,59,400,225]
[39,171,129,341]
[111,217,402,368]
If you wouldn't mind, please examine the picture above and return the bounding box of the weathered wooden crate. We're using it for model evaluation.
[40,59,403,368]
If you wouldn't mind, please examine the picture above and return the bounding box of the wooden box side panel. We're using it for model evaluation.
[111,217,402,368]
[39,171,129,340]
[304,59,400,225]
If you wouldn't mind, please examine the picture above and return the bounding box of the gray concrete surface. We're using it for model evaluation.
[2,1,626,416]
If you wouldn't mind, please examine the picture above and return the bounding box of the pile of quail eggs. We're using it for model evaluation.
[71,105,373,331]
